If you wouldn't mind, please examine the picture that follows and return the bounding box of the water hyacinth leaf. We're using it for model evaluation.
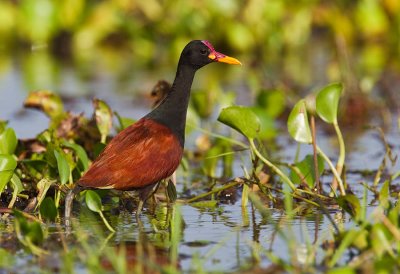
[62,141,89,172]
[40,197,57,222]
[0,154,17,195]
[251,107,277,139]
[23,90,64,118]
[316,83,343,124]
[290,154,325,187]
[0,127,17,155]
[93,98,113,143]
[337,194,361,221]
[287,99,312,144]
[54,150,70,185]
[218,106,260,139]
[85,190,102,213]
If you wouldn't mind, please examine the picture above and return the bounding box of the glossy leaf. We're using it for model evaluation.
[290,154,325,187]
[62,141,89,172]
[0,154,17,195]
[54,150,70,185]
[287,99,312,144]
[40,197,57,222]
[93,98,113,143]
[251,107,277,139]
[218,106,260,139]
[85,190,102,213]
[316,83,343,124]
[0,127,17,155]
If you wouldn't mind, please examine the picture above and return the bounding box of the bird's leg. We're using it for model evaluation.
[64,185,83,226]
[136,182,161,219]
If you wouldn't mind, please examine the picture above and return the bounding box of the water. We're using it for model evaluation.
[1,49,399,272]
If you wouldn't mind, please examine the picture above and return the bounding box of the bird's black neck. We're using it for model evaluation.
[145,64,196,147]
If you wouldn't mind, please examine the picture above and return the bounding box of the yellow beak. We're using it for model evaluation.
[208,53,242,65]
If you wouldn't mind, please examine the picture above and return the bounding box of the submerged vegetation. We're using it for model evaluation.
[0,0,400,273]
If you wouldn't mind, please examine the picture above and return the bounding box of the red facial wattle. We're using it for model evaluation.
[201,40,242,65]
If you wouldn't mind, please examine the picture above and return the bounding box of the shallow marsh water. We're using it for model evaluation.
[0,48,399,273]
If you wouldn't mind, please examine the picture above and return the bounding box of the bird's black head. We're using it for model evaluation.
[179,40,241,70]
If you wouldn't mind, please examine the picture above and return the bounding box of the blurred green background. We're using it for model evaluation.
[0,0,399,127]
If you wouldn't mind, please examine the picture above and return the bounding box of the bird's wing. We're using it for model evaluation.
[78,118,183,190]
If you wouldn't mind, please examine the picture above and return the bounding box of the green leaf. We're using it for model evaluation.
[337,194,361,221]
[218,106,260,139]
[0,154,17,195]
[371,223,393,258]
[0,127,17,155]
[35,178,54,210]
[379,180,390,209]
[54,150,70,185]
[316,83,343,124]
[190,200,218,209]
[114,111,136,132]
[166,179,177,203]
[290,154,325,187]
[0,247,14,268]
[326,266,356,274]
[93,98,113,143]
[251,107,277,139]
[62,141,89,172]
[40,197,57,222]
[13,209,45,246]
[85,190,103,213]
[10,173,23,194]
[23,90,64,119]
[287,99,312,143]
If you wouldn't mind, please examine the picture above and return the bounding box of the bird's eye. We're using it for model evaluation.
[200,49,208,55]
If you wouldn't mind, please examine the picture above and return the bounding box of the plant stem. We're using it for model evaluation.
[316,146,346,195]
[7,188,18,209]
[310,115,321,193]
[99,211,115,232]
[249,139,296,191]
[186,180,242,203]
[331,121,346,193]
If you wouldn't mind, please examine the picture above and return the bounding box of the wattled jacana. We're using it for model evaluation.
[64,40,241,219]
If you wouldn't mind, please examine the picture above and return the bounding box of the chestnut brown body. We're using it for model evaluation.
[78,118,183,190]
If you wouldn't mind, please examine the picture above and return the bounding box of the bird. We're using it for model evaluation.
[64,40,241,220]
